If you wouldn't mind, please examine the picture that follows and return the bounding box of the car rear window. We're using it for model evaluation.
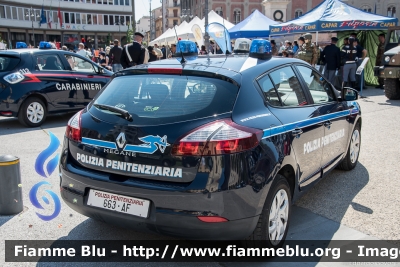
[0,56,20,72]
[91,74,239,125]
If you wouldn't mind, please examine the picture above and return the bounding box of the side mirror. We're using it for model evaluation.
[343,88,358,101]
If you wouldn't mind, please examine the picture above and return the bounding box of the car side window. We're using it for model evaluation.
[268,66,308,107]
[66,55,96,74]
[34,54,65,71]
[296,65,336,104]
[257,75,282,106]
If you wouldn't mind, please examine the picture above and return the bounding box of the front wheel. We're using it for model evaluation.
[245,174,291,248]
[18,97,47,127]
[384,78,400,100]
[337,123,361,171]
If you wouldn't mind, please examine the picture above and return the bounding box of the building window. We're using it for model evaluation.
[361,5,372,13]
[76,13,81,24]
[215,7,223,17]
[173,19,178,26]
[233,9,241,24]
[0,6,5,19]
[295,9,303,18]
[64,12,70,23]
[104,14,109,25]
[173,9,178,17]
[388,6,396,17]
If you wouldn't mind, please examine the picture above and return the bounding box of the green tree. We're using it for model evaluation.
[126,23,135,44]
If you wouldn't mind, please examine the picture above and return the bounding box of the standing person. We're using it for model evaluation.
[295,34,317,65]
[147,46,158,62]
[353,38,367,90]
[161,45,167,59]
[271,40,278,56]
[342,38,349,49]
[109,39,123,72]
[77,43,88,58]
[121,32,146,68]
[292,41,299,53]
[341,37,358,89]
[320,37,341,85]
[168,44,176,58]
[375,33,386,89]
[199,45,208,55]
[153,44,163,60]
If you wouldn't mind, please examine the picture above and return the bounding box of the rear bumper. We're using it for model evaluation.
[60,166,260,240]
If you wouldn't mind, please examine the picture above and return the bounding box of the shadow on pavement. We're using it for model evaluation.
[33,164,369,267]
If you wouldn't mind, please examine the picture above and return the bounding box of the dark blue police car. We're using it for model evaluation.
[59,40,361,247]
[0,42,112,127]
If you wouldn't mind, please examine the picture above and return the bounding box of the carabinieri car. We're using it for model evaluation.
[59,40,361,248]
[0,42,112,127]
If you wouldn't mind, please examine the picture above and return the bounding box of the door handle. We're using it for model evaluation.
[292,128,303,137]
[324,121,332,128]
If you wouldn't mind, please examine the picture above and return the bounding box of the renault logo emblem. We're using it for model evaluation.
[116,132,126,149]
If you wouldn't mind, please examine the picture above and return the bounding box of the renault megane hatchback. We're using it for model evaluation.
[59,40,361,248]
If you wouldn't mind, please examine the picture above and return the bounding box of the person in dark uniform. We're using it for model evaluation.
[375,33,386,89]
[320,37,341,85]
[121,32,146,69]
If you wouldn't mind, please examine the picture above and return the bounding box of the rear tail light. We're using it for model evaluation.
[3,72,25,84]
[197,216,228,223]
[65,110,83,142]
[171,119,262,156]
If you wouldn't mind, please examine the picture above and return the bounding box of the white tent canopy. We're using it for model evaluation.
[150,11,235,45]
[201,10,235,30]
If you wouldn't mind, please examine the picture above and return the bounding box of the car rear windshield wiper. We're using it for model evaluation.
[93,103,133,121]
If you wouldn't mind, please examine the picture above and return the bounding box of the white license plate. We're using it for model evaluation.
[87,189,150,218]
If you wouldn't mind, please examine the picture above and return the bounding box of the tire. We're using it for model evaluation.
[18,97,47,127]
[384,78,400,100]
[337,123,361,171]
[244,174,291,248]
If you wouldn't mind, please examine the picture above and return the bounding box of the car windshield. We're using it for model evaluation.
[92,74,239,125]
[0,56,20,72]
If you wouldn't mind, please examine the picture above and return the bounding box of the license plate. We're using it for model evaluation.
[87,189,150,218]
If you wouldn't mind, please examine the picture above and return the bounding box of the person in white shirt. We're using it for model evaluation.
[153,44,163,60]
[77,43,87,58]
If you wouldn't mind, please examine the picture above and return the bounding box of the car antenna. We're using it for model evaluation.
[173,26,186,64]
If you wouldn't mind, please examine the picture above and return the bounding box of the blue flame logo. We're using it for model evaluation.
[29,181,61,221]
[35,132,60,178]
[31,131,61,221]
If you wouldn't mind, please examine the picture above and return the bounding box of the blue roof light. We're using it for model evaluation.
[249,39,272,60]
[39,41,53,49]
[16,42,27,49]
[174,40,198,57]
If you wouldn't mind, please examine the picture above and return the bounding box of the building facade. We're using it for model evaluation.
[0,0,133,49]
[153,6,163,39]
[136,16,150,37]
[263,0,399,23]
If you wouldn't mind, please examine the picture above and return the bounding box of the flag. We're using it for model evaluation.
[48,2,53,29]
[191,24,204,47]
[58,3,63,28]
[39,4,46,27]
[206,22,232,54]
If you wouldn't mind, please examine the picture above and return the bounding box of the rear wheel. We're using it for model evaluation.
[18,97,47,127]
[245,174,291,248]
[337,123,361,171]
[384,78,400,100]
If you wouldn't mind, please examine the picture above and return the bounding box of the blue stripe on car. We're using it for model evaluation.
[81,137,117,149]
[262,110,357,139]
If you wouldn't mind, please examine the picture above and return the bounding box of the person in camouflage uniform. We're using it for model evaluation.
[295,33,318,65]
[375,33,386,89]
